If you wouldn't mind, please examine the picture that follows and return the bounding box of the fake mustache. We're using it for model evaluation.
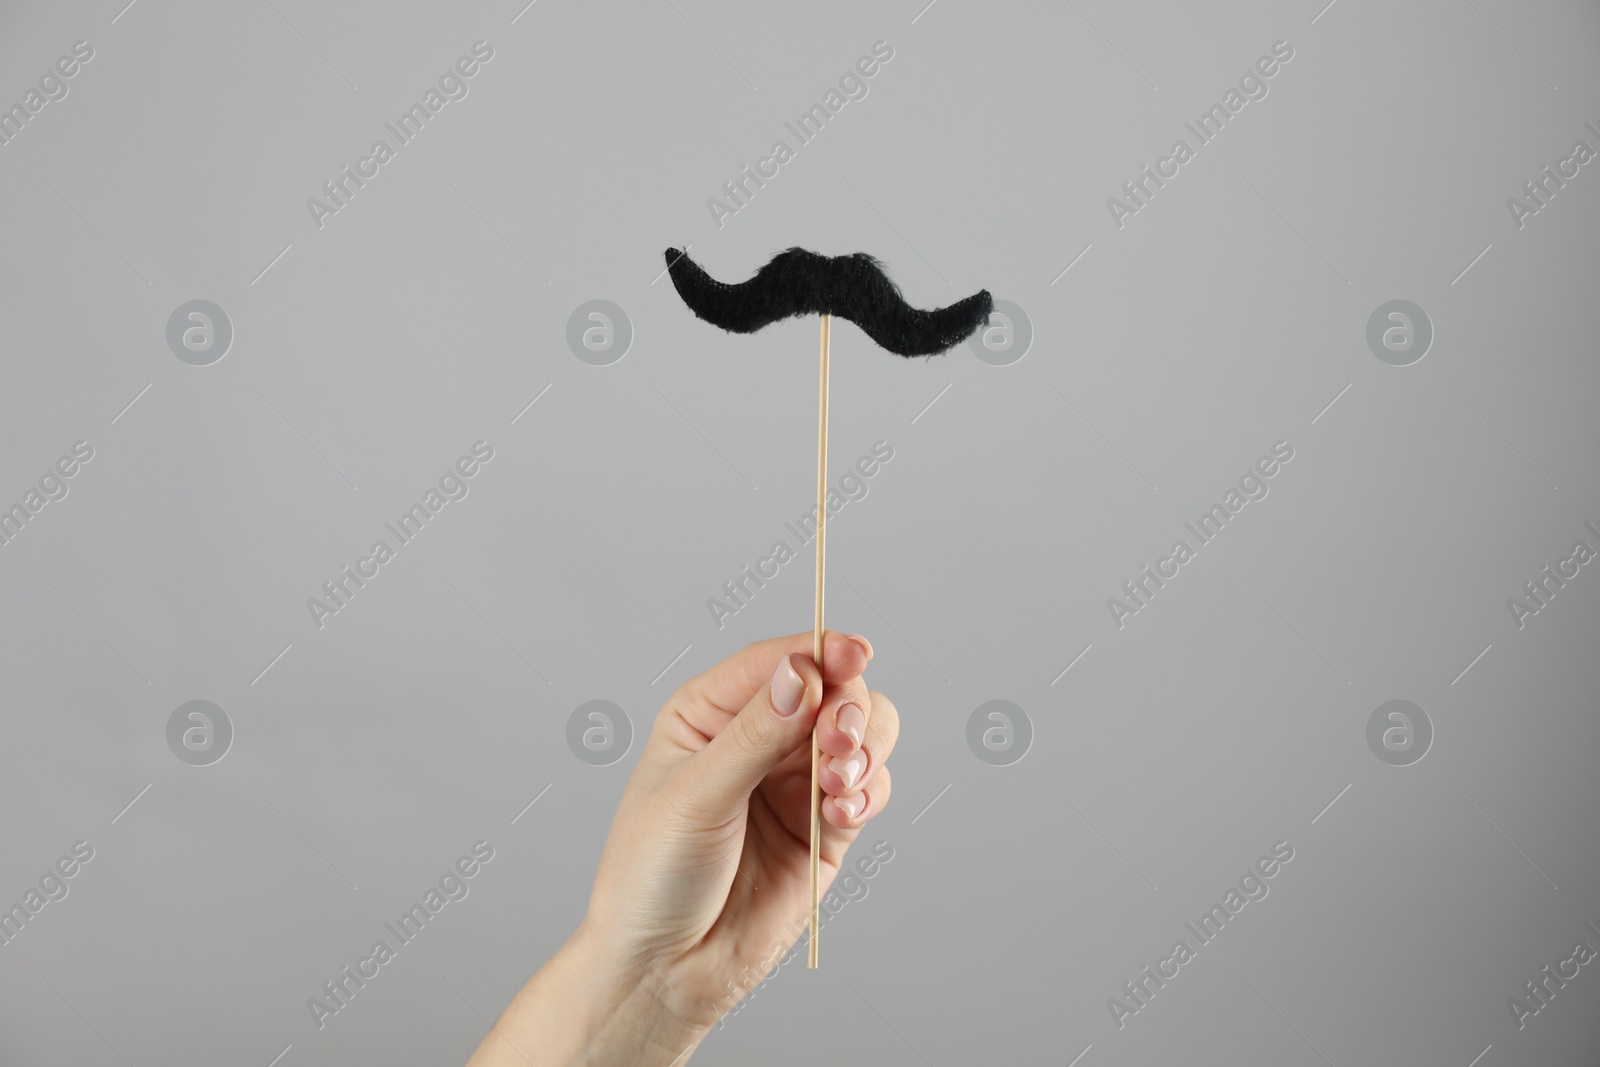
[663,247,993,357]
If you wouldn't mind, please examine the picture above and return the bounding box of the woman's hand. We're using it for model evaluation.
[466,630,898,1066]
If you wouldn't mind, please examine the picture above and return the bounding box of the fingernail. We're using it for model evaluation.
[834,795,862,820]
[835,755,865,790]
[770,654,804,717]
[836,703,865,747]
[844,633,874,660]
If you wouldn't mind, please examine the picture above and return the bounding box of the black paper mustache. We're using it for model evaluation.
[663,247,993,357]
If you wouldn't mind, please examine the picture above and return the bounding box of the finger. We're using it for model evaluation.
[678,631,872,721]
[815,677,873,758]
[671,652,824,819]
[822,765,891,832]
[820,690,899,793]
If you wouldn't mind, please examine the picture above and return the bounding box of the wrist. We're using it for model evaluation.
[469,919,709,1067]
[566,918,713,1063]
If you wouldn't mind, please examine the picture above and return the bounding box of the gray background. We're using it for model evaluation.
[1,0,1597,1064]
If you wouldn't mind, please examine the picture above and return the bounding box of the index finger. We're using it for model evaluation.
[682,630,873,715]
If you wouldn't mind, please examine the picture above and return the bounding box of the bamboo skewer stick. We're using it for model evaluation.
[808,312,830,969]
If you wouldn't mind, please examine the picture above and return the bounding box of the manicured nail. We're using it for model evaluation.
[834,795,862,820]
[844,633,874,660]
[836,703,865,748]
[835,755,865,790]
[770,654,804,717]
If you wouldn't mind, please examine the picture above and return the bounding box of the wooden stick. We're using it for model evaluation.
[808,312,830,969]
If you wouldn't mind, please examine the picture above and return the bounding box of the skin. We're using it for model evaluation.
[465,630,897,1066]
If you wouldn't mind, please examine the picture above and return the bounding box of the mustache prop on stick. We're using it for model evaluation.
[664,246,992,968]
[664,247,994,356]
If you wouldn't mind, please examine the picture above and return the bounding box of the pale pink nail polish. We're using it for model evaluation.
[836,702,865,747]
[835,795,862,820]
[770,654,804,717]
[844,633,874,660]
[835,755,865,790]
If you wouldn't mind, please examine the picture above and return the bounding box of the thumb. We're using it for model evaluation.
[679,652,821,815]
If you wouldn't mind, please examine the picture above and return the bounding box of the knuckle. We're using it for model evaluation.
[834,677,870,710]
[870,766,891,809]
[866,690,899,738]
[728,707,772,758]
